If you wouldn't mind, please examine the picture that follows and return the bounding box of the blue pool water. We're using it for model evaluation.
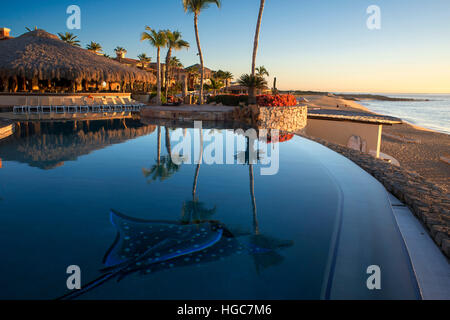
[0,119,420,300]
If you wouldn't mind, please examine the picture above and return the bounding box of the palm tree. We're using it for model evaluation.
[137,53,151,69]
[86,42,102,54]
[58,32,80,47]
[238,74,267,92]
[249,0,266,105]
[141,27,168,105]
[204,78,223,95]
[182,0,221,105]
[222,71,233,89]
[164,30,190,99]
[256,66,269,78]
[114,46,127,60]
[170,56,184,69]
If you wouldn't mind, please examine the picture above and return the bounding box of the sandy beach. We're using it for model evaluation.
[301,95,450,192]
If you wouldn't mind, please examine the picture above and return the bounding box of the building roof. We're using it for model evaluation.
[0,29,155,83]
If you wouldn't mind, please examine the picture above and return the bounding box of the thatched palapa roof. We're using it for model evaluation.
[0,29,155,83]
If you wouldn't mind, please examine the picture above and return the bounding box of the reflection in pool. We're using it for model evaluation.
[0,119,420,300]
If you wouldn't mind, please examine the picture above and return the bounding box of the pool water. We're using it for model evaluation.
[0,119,420,300]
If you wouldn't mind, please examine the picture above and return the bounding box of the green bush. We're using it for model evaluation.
[209,95,249,106]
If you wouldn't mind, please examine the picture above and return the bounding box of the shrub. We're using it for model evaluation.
[209,95,249,106]
[256,94,297,107]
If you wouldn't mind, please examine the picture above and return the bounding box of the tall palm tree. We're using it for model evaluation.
[58,32,80,47]
[137,53,151,69]
[114,46,127,60]
[86,41,102,54]
[141,27,168,105]
[182,0,221,105]
[164,30,190,99]
[249,0,266,105]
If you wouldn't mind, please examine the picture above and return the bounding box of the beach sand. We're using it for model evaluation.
[301,95,450,192]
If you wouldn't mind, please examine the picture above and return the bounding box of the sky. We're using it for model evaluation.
[1,0,450,93]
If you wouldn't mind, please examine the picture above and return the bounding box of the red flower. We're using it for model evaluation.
[256,94,297,107]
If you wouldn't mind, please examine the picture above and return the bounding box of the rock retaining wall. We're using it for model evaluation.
[234,105,308,132]
[303,134,450,258]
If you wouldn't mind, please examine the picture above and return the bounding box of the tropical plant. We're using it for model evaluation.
[238,74,267,90]
[137,53,151,69]
[86,41,102,53]
[249,0,266,105]
[164,30,189,99]
[182,0,221,104]
[169,56,183,68]
[256,66,269,77]
[141,26,168,105]
[204,78,224,95]
[58,32,80,47]
[214,70,233,88]
[114,46,127,60]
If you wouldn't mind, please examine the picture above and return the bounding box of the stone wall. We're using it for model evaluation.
[235,105,308,132]
[303,134,450,258]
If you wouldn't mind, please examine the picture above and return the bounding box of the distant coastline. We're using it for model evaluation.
[285,90,429,102]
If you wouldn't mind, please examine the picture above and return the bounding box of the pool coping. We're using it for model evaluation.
[388,192,450,300]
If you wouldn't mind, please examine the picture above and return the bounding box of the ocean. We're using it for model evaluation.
[359,94,450,135]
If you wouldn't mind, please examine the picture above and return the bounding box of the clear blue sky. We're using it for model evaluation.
[1,0,449,93]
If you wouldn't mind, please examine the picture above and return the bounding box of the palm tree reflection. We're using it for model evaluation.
[242,135,294,274]
[181,127,216,224]
[142,126,180,183]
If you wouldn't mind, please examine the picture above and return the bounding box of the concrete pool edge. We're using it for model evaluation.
[388,192,450,300]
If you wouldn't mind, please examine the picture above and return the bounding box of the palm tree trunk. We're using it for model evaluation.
[156,47,162,105]
[157,126,161,165]
[249,164,259,235]
[249,0,266,105]
[192,128,203,200]
[194,13,204,105]
[165,127,172,158]
[165,48,172,100]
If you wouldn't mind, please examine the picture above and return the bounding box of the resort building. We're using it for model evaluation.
[0,29,155,93]
[0,27,13,41]
[226,84,271,95]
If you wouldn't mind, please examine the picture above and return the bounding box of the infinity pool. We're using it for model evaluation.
[0,118,420,300]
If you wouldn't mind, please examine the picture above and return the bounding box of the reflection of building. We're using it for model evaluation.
[0,119,156,170]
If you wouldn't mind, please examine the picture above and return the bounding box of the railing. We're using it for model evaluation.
[13,104,144,114]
